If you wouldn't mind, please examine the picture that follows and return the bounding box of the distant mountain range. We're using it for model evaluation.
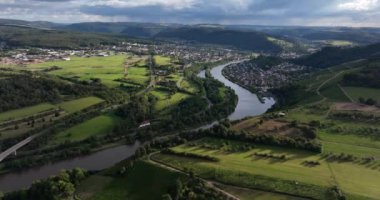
[1,18,380,52]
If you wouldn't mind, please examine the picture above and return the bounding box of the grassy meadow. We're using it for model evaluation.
[27,54,149,88]
[126,65,149,86]
[342,87,380,102]
[57,96,104,113]
[0,103,56,122]
[52,114,120,143]
[220,185,308,200]
[154,55,171,66]
[150,89,191,112]
[77,161,183,200]
[153,137,380,199]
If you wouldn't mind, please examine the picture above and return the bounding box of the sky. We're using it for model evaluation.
[0,0,379,27]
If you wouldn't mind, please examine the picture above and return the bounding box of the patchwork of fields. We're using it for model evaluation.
[0,96,105,141]
[153,137,380,199]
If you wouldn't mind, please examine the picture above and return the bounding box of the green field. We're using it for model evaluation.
[153,137,380,199]
[29,55,128,87]
[52,114,120,143]
[127,65,149,86]
[342,87,380,103]
[180,79,199,93]
[77,161,183,200]
[220,185,307,200]
[150,89,190,112]
[325,40,354,47]
[58,96,104,113]
[267,37,295,49]
[154,55,171,66]
[320,85,350,102]
[0,103,56,122]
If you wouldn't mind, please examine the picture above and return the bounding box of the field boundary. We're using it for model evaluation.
[149,152,316,200]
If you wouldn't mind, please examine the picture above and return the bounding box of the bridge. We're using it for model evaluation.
[0,135,37,162]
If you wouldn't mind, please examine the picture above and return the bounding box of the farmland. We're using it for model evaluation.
[219,185,307,200]
[52,114,120,143]
[154,55,171,66]
[325,40,354,47]
[153,137,380,199]
[57,96,104,113]
[27,54,150,88]
[77,161,183,200]
[149,89,191,112]
[342,87,380,103]
[0,96,105,141]
[0,103,56,122]
[126,65,149,86]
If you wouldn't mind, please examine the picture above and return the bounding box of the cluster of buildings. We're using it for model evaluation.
[223,61,308,92]
[119,41,248,64]
[0,48,112,66]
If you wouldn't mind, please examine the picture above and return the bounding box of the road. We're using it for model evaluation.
[0,134,39,162]
[138,55,156,95]
[147,152,240,200]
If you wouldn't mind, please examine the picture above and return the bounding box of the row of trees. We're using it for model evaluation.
[163,174,230,200]
[2,168,87,200]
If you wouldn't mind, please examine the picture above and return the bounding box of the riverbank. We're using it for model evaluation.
[0,60,275,193]
[221,68,275,104]
[0,141,141,192]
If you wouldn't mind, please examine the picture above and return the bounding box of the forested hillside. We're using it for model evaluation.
[294,43,380,68]
[156,27,282,52]
[0,25,124,49]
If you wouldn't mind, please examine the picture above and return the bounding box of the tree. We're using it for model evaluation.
[162,194,173,200]
[365,98,377,106]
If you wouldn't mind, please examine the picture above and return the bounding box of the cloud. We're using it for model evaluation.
[0,0,379,27]
[338,0,378,11]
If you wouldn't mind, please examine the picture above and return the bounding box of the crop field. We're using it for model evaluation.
[57,96,104,113]
[0,103,56,122]
[180,79,199,93]
[282,102,380,158]
[154,55,171,66]
[126,65,149,86]
[77,161,182,200]
[219,185,307,200]
[320,85,350,102]
[27,54,147,87]
[325,40,354,47]
[153,137,380,199]
[342,87,380,103]
[52,114,120,143]
[150,89,191,112]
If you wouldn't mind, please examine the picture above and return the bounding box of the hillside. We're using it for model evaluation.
[293,43,380,68]
[156,27,283,52]
[0,18,61,29]
[0,25,125,49]
[227,25,380,45]
[62,22,172,38]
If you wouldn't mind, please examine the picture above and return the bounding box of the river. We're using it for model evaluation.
[0,142,141,192]
[0,61,275,193]
[198,61,275,121]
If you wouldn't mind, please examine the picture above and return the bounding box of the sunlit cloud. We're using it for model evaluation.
[338,0,378,11]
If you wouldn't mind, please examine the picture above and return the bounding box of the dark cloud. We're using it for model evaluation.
[0,0,379,26]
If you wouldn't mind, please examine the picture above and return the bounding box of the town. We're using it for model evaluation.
[223,58,308,93]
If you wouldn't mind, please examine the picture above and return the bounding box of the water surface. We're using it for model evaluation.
[0,142,141,192]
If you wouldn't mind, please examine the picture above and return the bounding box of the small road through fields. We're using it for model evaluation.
[147,152,240,200]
